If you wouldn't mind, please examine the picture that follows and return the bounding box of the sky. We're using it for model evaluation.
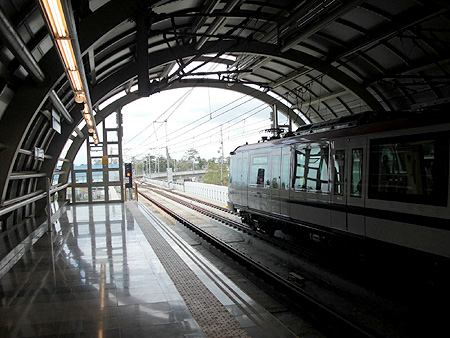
[119,87,289,162]
[71,86,297,165]
[70,60,302,166]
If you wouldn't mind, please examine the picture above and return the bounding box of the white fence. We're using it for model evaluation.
[143,179,228,204]
[144,179,184,191]
[184,182,229,204]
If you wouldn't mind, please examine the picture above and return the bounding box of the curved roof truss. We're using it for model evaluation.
[0,0,449,212]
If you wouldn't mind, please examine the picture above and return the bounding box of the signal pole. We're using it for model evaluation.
[220,125,224,185]
[148,153,151,178]
[124,162,133,200]
[165,120,173,184]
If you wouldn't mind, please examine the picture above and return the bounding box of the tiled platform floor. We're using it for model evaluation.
[0,202,296,338]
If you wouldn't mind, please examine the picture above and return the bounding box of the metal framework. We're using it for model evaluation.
[69,108,124,204]
[0,0,449,258]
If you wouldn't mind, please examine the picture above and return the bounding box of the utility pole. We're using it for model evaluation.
[220,125,224,185]
[271,104,278,137]
[165,120,173,184]
[148,153,151,178]
[166,146,170,171]
[165,120,169,170]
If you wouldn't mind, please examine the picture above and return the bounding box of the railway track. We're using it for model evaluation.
[137,185,378,338]
[139,182,324,259]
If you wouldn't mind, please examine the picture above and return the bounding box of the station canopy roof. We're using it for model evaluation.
[0,0,450,199]
[1,0,449,127]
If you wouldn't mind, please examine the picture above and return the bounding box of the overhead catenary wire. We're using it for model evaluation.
[164,104,269,152]
[124,73,294,159]
[132,101,270,158]
[146,114,271,158]
[151,101,268,150]
[126,79,280,152]
[133,94,268,153]
[169,124,269,157]
[137,123,268,161]
[124,88,194,146]
[134,118,267,159]
[171,118,269,151]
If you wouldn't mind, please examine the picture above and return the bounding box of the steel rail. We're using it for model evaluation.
[140,182,235,214]
[140,185,318,257]
[141,183,368,262]
[146,186,253,230]
[138,189,378,338]
[0,183,69,217]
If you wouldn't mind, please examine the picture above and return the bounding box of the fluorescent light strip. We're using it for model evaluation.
[41,1,58,36]
[84,113,93,127]
[46,0,67,37]
[40,0,99,144]
[68,70,83,91]
[92,133,99,144]
[57,39,76,70]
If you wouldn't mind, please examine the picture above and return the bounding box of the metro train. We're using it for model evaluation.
[228,109,450,259]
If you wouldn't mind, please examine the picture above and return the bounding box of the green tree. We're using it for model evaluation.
[186,148,198,161]
[177,149,206,171]
[196,156,206,169]
[203,161,229,185]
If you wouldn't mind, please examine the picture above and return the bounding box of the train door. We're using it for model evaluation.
[346,137,366,236]
[241,152,248,206]
[248,151,271,210]
[331,139,347,230]
[280,147,291,216]
[270,148,282,214]
[230,152,242,206]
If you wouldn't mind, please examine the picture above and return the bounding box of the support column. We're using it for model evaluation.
[136,12,149,97]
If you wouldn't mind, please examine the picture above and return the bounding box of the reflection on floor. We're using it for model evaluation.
[0,203,205,337]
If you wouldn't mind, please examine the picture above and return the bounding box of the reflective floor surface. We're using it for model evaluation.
[0,203,205,338]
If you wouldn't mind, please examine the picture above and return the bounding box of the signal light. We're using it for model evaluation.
[125,163,132,188]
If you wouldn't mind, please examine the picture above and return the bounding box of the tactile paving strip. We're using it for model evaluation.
[127,202,250,338]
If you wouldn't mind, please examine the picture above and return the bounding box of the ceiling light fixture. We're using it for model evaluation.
[39,0,99,144]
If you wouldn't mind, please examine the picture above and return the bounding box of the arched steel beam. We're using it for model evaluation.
[0,50,65,204]
[0,6,46,84]
[0,0,386,203]
[92,40,384,113]
[77,1,384,113]
[59,93,139,188]
[1,41,311,203]
[51,39,386,194]
[170,78,303,126]
[60,77,303,188]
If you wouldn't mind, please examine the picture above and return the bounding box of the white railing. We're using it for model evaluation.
[185,182,228,204]
[144,178,184,191]
[143,178,228,204]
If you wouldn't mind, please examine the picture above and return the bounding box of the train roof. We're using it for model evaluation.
[230,106,450,154]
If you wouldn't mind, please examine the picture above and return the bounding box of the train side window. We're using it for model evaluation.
[351,149,363,197]
[294,146,330,193]
[257,169,265,185]
[333,150,345,195]
[294,149,306,190]
[250,155,269,187]
[369,134,448,206]
[305,147,329,192]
